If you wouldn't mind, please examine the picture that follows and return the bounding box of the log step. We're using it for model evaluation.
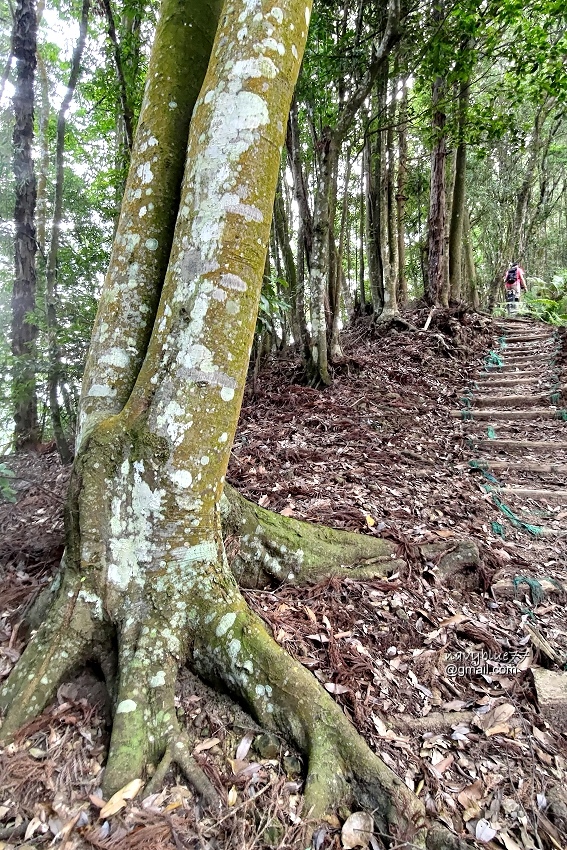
[473,393,552,408]
[496,355,555,363]
[503,335,556,342]
[472,439,567,452]
[464,459,567,474]
[482,366,555,374]
[473,378,549,388]
[453,408,557,420]
[491,487,567,503]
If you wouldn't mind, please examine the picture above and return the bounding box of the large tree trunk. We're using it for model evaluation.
[11,0,39,449]
[1,3,464,847]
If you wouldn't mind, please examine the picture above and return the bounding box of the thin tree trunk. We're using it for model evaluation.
[426,72,447,307]
[44,0,90,464]
[358,165,365,310]
[307,128,334,385]
[101,0,134,152]
[286,96,313,271]
[448,75,469,304]
[378,65,399,320]
[274,175,302,347]
[463,206,479,309]
[11,0,39,449]
[396,76,408,308]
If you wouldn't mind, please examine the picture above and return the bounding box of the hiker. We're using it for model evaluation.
[503,262,527,313]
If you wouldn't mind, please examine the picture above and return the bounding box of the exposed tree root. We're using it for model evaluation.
[222,484,405,588]
[192,588,468,849]
[374,313,417,333]
[0,572,111,740]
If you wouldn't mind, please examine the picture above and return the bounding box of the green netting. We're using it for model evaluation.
[491,521,505,537]
[487,426,497,439]
[551,392,561,406]
[555,409,567,421]
[498,335,507,350]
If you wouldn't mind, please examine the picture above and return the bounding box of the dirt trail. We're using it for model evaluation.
[457,317,567,546]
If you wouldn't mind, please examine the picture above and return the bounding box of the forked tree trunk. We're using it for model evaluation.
[11,0,39,448]
[1,3,464,847]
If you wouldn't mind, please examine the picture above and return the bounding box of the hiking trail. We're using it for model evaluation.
[456,316,567,546]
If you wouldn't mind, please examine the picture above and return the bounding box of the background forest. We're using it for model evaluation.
[1,0,566,456]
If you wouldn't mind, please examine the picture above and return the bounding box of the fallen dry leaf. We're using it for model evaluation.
[99,778,143,818]
[193,737,221,754]
[458,779,485,809]
[341,811,374,848]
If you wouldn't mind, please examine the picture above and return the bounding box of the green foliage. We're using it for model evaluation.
[256,275,290,337]
[0,462,16,503]
[522,274,567,325]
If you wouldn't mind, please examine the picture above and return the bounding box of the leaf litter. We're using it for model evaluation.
[1,311,567,849]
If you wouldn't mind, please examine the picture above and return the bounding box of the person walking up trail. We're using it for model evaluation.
[503,262,527,314]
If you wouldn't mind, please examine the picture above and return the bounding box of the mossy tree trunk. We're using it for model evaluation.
[1,2,464,847]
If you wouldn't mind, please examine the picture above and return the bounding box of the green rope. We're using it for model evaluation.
[550,392,561,406]
[513,576,546,605]
[469,459,488,470]
[461,409,472,421]
[491,521,505,537]
[487,426,497,439]
[485,488,542,536]
[484,350,503,369]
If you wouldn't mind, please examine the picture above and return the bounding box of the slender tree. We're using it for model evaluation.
[11,0,39,447]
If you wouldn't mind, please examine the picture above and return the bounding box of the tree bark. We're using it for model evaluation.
[463,206,479,309]
[11,0,39,448]
[426,72,447,307]
[396,75,408,308]
[448,76,469,304]
[44,0,90,465]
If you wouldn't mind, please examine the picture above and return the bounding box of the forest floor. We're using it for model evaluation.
[1,308,567,850]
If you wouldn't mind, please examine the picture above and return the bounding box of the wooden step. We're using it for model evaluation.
[473,392,552,408]
[453,408,557,420]
[491,487,567,503]
[464,459,567,474]
[473,377,549,387]
[482,365,556,374]
[503,335,556,343]
[472,439,567,452]
[497,354,555,363]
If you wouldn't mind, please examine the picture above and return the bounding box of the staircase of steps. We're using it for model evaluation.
[454,318,567,541]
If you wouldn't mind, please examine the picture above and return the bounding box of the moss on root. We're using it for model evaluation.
[223,484,405,588]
